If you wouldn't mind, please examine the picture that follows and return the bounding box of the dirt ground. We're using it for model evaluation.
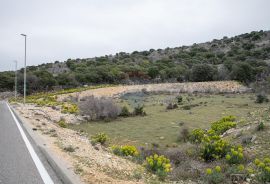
[58,81,248,101]
[14,104,144,184]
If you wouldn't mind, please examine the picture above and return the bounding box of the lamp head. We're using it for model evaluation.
[20,34,26,36]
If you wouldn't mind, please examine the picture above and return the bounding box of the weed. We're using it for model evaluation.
[133,105,146,116]
[58,119,67,128]
[64,145,75,152]
[112,145,139,157]
[119,106,130,117]
[91,132,108,145]
[257,122,265,131]
[145,154,171,180]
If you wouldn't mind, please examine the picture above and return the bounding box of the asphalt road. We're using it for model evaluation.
[0,101,61,184]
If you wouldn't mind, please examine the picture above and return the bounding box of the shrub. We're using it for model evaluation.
[91,132,108,145]
[257,122,265,131]
[189,128,205,143]
[211,116,236,135]
[178,127,190,142]
[255,94,269,103]
[254,157,270,182]
[133,105,146,116]
[79,96,120,120]
[163,148,188,166]
[204,166,225,184]
[201,136,230,161]
[166,103,178,110]
[169,159,201,180]
[112,145,139,157]
[64,145,75,152]
[58,119,67,128]
[119,106,130,117]
[226,146,244,164]
[145,154,172,180]
[61,103,79,114]
[176,95,183,104]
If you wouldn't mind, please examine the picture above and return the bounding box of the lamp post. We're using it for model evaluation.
[13,60,18,100]
[21,34,27,105]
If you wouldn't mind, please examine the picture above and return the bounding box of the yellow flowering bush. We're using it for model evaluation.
[112,145,138,157]
[61,103,79,114]
[211,116,236,135]
[254,157,270,182]
[201,136,230,161]
[189,128,205,143]
[145,154,171,180]
[91,132,108,145]
[226,146,244,164]
[205,166,224,184]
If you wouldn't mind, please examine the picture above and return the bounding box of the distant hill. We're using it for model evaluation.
[1,30,270,94]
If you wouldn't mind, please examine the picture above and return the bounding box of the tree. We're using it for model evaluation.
[230,62,254,83]
[190,64,217,82]
[148,66,159,79]
[34,70,56,90]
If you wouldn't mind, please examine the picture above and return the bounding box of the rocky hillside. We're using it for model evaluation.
[1,30,270,93]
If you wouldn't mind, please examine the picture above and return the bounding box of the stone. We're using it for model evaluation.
[251,135,257,142]
[94,143,102,151]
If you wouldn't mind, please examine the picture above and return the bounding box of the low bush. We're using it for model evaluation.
[64,145,75,152]
[257,122,265,131]
[58,119,67,128]
[189,128,205,143]
[166,103,178,110]
[61,103,79,114]
[170,161,201,180]
[91,132,108,145]
[176,95,183,104]
[133,105,146,116]
[79,96,120,120]
[226,146,244,164]
[112,145,139,157]
[178,127,190,142]
[211,116,236,135]
[201,136,230,161]
[255,94,269,103]
[145,154,172,180]
[119,106,130,117]
[254,157,270,182]
[163,148,187,166]
[204,166,225,184]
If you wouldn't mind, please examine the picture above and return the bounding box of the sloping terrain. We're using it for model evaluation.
[1,30,270,93]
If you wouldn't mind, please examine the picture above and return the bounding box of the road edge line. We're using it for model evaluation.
[10,104,80,184]
[6,102,54,184]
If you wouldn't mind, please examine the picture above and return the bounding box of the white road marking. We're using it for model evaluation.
[6,102,54,184]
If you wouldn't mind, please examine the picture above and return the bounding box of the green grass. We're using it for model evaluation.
[69,93,269,148]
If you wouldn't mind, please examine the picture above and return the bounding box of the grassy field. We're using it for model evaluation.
[69,92,268,148]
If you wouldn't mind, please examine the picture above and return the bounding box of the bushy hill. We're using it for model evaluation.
[1,30,270,94]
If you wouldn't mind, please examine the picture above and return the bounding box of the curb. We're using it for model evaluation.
[10,104,81,184]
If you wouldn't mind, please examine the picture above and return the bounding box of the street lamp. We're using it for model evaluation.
[21,34,27,105]
[13,60,18,100]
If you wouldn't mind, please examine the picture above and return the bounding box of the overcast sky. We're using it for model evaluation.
[0,0,269,71]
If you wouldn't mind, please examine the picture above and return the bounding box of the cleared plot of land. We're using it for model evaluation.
[58,81,248,101]
[69,93,268,148]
